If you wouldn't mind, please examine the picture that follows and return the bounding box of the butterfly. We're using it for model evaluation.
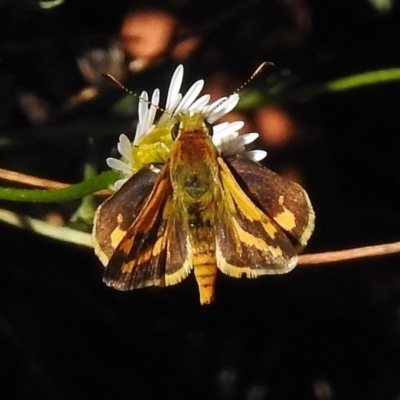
[93,111,314,304]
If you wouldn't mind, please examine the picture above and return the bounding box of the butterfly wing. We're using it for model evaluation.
[228,156,315,250]
[215,157,300,278]
[164,197,194,286]
[93,167,159,266]
[97,164,192,290]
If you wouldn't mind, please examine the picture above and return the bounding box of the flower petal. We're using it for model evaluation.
[144,89,159,131]
[212,121,244,142]
[114,178,128,190]
[138,91,148,125]
[158,93,182,124]
[174,79,204,114]
[232,132,259,147]
[117,134,133,160]
[207,94,240,123]
[188,94,211,112]
[106,157,132,173]
[245,149,267,162]
[203,97,227,113]
[166,65,183,111]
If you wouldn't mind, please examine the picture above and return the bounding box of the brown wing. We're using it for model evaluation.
[100,165,170,290]
[227,156,315,250]
[98,164,192,290]
[164,198,193,286]
[215,157,298,279]
[92,167,159,266]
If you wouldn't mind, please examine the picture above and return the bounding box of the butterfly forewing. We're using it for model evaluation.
[93,167,159,266]
[215,157,298,278]
[102,165,171,289]
[97,163,195,291]
[227,156,315,250]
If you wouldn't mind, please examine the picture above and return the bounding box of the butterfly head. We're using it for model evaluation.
[171,112,213,141]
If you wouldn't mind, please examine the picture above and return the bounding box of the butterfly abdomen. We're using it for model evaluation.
[192,243,217,305]
[187,212,217,305]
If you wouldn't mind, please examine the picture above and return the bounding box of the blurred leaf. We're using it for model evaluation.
[38,0,65,9]
[0,208,92,246]
[324,68,400,92]
[368,0,394,14]
[111,95,137,116]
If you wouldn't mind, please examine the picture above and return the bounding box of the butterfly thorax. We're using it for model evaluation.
[169,119,220,207]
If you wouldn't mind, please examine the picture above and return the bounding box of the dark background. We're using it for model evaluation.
[1,0,400,399]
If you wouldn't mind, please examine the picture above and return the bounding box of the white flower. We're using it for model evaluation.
[107,65,267,189]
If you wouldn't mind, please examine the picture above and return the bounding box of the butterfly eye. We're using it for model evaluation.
[171,123,180,140]
[204,121,214,137]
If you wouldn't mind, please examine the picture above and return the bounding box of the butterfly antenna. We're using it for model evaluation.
[233,61,272,94]
[209,61,273,113]
[102,73,167,114]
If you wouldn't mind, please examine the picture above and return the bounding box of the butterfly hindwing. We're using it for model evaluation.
[164,198,193,285]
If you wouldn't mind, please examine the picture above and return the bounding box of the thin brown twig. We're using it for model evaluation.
[0,167,111,196]
[0,167,69,189]
[298,241,400,266]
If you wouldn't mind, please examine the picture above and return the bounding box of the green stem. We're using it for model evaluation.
[0,170,119,202]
